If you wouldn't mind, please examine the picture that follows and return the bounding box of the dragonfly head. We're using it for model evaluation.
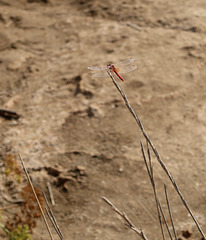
[107,64,115,71]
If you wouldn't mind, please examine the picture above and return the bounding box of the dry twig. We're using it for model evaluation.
[42,191,64,240]
[47,182,55,206]
[141,142,165,240]
[164,185,178,240]
[101,196,149,240]
[18,154,54,240]
[158,201,173,240]
[141,142,177,240]
[119,22,141,31]
[0,108,20,119]
[107,70,206,240]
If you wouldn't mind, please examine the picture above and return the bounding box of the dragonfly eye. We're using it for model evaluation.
[107,64,112,70]
[110,65,115,70]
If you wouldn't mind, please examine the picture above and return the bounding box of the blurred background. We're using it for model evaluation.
[0,0,206,239]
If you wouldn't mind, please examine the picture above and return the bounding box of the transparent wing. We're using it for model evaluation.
[118,65,137,74]
[114,58,135,68]
[88,66,106,71]
[91,71,109,78]
[88,58,136,78]
[88,58,134,70]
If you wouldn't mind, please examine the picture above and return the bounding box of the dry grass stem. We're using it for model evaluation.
[18,154,54,240]
[119,22,141,31]
[142,143,177,240]
[164,185,178,240]
[142,143,174,240]
[43,191,64,240]
[107,70,206,240]
[0,204,22,211]
[2,194,23,204]
[141,142,165,240]
[101,196,149,240]
[158,200,174,240]
[47,182,55,206]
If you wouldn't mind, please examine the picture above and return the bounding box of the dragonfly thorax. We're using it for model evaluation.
[107,64,116,71]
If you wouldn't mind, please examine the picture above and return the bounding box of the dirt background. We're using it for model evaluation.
[0,0,206,239]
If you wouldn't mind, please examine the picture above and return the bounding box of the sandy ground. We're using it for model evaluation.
[0,0,206,239]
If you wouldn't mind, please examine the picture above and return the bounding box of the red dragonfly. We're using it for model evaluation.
[88,58,137,82]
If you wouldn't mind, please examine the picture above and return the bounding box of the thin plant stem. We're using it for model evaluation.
[107,70,206,240]
[18,154,54,240]
[158,201,173,240]
[140,142,165,240]
[0,222,10,235]
[146,142,153,180]
[42,191,64,240]
[164,185,178,240]
[47,182,55,206]
[101,196,149,240]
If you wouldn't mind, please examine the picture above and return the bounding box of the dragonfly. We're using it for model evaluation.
[88,58,137,82]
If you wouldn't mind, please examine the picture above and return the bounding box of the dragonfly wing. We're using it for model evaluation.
[88,66,106,71]
[114,58,135,67]
[91,71,109,78]
[118,65,137,74]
